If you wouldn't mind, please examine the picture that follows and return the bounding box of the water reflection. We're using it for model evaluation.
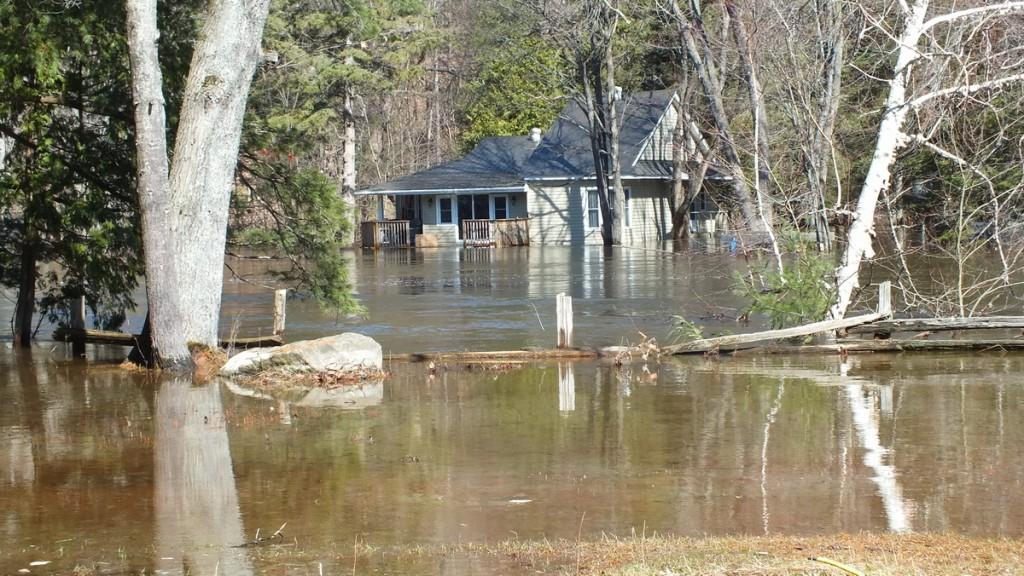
[155,379,252,575]
[296,381,384,409]
[558,363,575,412]
[845,382,911,533]
[2,351,1024,574]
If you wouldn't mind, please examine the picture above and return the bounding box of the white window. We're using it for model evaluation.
[623,188,632,228]
[586,188,600,229]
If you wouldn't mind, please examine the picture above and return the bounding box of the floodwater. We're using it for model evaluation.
[5,245,1019,354]
[2,348,1023,574]
[223,246,755,353]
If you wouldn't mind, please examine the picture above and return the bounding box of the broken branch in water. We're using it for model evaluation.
[237,522,288,547]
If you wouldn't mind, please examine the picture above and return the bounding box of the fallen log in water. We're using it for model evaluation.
[661,312,888,355]
[729,339,1024,355]
[52,327,283,349]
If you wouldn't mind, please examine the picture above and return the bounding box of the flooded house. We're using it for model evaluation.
[357,89,727,248]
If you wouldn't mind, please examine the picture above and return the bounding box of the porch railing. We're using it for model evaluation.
[361,220,411,248]
[462,219,492,247]
[461,218,530,247]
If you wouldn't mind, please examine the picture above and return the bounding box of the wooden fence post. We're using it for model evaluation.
[71,295,86,357]
[556,293,574,348]
[273,289,287,336]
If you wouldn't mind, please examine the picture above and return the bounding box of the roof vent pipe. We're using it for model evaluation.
[529,127,543,143]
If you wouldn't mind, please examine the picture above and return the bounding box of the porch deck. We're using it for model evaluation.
[462,218,530,247]
[361,220,412,248]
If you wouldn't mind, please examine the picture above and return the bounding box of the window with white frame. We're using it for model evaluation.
[438,196,454,224]
[586,188,600,229]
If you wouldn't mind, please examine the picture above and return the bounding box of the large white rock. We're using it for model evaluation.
[220,333,383,376]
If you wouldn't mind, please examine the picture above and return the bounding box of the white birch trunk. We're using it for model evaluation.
[340,39,357,246]
[830,1,930,320]
[340,87,357,246]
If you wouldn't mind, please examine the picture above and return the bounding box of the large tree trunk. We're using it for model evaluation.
[127,0,272,366]
[125,0,191,365]
[606,30,624,247]
[670,93,689,239]
[339,38,357,247]
[13,234,37,348]
[580,59,613,246]
[830,1,930,319]
[168,0,271,349]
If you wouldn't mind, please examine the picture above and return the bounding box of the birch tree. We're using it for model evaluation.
[126,0,272,367]
[830,0,1024,319]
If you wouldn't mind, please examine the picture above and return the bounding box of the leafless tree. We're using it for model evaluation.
[831,0,1024,320]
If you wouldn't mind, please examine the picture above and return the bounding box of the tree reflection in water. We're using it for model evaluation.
[155,378,252,575]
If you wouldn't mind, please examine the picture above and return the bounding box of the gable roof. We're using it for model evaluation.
[359,135,536,194]
[358,88,700,195]
[523,89,677,179]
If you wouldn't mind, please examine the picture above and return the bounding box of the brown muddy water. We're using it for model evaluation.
[2,347,1023,574]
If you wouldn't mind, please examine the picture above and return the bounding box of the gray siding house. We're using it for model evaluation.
[357,89,725,248]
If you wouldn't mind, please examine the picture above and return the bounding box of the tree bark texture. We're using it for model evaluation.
[127,0,271,365]
[605,16,624,247]
[580,59,614,246]
[807,0,846,251]
[339,38,357,247]
[168,0,272,349]
[125,0,191,365]
[340,87,357,246]
[670,94,689,239]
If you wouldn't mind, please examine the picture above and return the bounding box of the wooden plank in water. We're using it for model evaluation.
[848,316,1024,334]
[729,339,1024,355]
[662,312,887,355]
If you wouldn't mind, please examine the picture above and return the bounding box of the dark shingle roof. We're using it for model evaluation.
[359,89,697,194]
[361,136,537,193]
[523,89,677,179]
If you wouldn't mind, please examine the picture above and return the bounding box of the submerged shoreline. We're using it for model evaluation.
[241,533,1024,575]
